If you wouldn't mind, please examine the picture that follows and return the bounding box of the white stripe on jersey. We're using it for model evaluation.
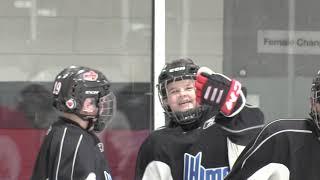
[56,127,68,180]
[71,134,83,180]
[219,124,264,134]
[241,129,312,169]
[241,119,309,164]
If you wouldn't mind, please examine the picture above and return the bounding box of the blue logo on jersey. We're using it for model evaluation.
[184,152,229,180]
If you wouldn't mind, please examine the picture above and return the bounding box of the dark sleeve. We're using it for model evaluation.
[216,105,264,130]
[30,135,51,180]
[215,105,265,145]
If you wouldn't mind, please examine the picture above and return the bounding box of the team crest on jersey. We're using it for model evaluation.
[184,152,229,180]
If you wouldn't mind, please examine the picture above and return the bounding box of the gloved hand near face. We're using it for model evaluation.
[195,67,246,117]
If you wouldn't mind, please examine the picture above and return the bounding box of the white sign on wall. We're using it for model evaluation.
[258,30,320,54]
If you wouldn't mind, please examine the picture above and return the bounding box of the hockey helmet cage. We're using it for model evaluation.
[311,70,320,129]
[157,58,203,125]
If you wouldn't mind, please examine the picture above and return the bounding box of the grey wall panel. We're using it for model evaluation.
[0,55,151,82]
[0,17,73,53]
[75,18,151,54]
[239,77,311,122]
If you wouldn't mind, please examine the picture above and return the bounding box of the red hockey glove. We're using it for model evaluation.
[195,67,245,117]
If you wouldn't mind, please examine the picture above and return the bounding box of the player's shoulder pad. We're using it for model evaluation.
[238,118,313,169]
[244,118,312,154]
[254,118,312,141]
[215,105,264,134]
[265,118,311,132]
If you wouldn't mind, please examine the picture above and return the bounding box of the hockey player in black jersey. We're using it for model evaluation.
[225,71,320,180]
[135,58,264,180]
[31,66,115,180]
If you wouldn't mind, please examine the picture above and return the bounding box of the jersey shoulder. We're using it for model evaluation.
[225,118,315,180]
[141,127,176,146]
[261,118,313,135]
[213,104,265,145]
[48,119,96,149]
[215,104,264,130]
[241,104,264,121]
[49,119,87,136]
[250,118,314,148]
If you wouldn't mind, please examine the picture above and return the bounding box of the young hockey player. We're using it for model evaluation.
[225,70,320,180]
[135,58,264,180]
[31,66,115,180]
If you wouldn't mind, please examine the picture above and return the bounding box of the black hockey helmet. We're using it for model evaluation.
[310,70,320,129]
[52,66,116,132]
[157,58,203,125]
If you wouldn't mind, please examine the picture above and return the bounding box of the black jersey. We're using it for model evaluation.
[135,105,264,180]
[225,118,320,180]
[31,117,112,180]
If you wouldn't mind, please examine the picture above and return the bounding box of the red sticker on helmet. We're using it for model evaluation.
[66,98,76,109]
[83,71,98,81]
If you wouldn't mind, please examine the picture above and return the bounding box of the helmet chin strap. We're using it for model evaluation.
[77,112,97,131]
[168,106,205,126]
[86,118,96,131]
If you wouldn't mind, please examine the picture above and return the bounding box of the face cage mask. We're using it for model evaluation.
[311,88,320,129]
[158,75,203,125]
[93,92,116,132]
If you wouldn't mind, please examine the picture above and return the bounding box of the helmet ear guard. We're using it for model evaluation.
[65,98,77,110]
[52,66,116,132]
